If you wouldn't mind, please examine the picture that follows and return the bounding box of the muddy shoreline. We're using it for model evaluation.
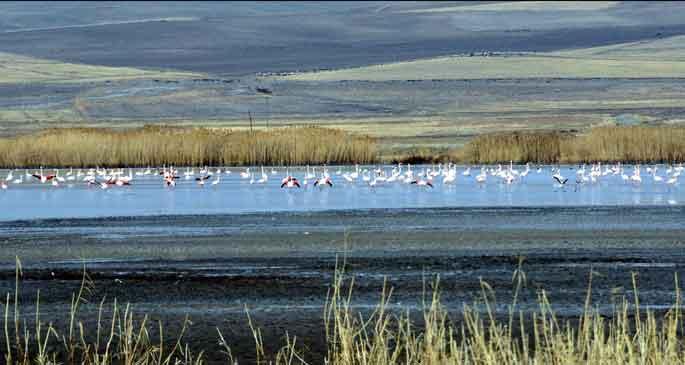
[1,207,684,363]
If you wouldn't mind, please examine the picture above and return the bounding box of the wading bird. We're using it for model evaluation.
[314,176,333,188]
[32,167,56,183]
[196,175,212,186]
[410,179,433,188]
[553,175,569,191]
[281,176,301,188]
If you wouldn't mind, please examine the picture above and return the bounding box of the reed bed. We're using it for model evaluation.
[0,125,683,167]
[462,126,685,164]
[0,126,377,168]
[3,255,685,365]
[563,126,685,163]
[463,131,566,164]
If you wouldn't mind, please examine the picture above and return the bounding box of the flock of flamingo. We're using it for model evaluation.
[0,162,682,191]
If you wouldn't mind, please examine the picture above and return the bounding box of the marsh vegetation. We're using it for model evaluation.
[0,126,377,168]
[3,257,685,364]
[463,126,685,164]
[0,125,683,167]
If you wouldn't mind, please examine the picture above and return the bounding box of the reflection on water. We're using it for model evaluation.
[0,165,681,221]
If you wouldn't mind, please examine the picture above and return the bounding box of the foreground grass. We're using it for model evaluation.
[0,126,377,167]
[2,257,685,364]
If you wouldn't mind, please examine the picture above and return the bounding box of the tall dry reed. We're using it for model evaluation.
[1,125,682,167]
[463,126,685,164]
[463,131,566,164]
[562,125,685,163]
[0,126,377,168]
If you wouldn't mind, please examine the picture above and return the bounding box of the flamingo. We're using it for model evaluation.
[410,179,433,188]
[53,169,66,183]
[211,176,221,186]
[508,161,519,176]
[362,170,371,183]
[240,168,251,179]
[164,173,178,187]
[442,169,456,185]
[257,166,268,184]
[281,176,300,188]
[314,176,333,188]
[553,175,568,186]
[184,167,195,180]
[666,176,678,187]
[368,178,378,188]
[196,175,212,186]
[305,165,316,180]
[630,166,642,184]
[475,170,487,185]
[520,163,531,178]
[652,168,664,183]
[115,179,131,186]
[32,167,56,183]
[350,164,360,180]
[117,169,133,184]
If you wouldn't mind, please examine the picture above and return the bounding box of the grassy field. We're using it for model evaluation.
[281,55,685,82]
[398,1,619,13]
[552,35,685,61]
[3,258,685,364]
[280,33,685,82]
[1,35,685,161]
[0,51,200,84]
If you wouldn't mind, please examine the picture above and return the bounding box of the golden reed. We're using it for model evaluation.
[0,126,377,168]
[463,126,685,164]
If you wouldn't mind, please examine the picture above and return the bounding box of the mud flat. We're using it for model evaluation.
[1,206,684,362]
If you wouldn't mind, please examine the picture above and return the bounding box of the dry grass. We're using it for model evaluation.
[281,55,685,82]
[397,1,618,13]
[463,131,567,164]
[0,126,377,167]
[1,125,682,167]
[0,51,199,84]
[280,33,685,82]
[3,255,685,364]
[461,126,685,164]
[562,126,685,163]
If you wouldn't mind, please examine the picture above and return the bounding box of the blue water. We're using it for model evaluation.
[0,164,682,221]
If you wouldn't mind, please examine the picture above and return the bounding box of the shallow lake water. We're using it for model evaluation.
[1,164,684,363]
[0,164,682,221]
